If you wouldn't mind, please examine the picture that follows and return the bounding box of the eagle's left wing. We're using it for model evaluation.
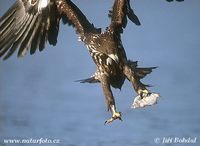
[109,0,141,33]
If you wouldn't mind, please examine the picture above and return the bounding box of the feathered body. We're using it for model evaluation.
[82,29,126,89]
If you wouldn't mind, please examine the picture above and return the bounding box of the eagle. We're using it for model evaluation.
[0,0,182,123]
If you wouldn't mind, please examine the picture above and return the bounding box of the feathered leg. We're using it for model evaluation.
[123,62,160,108]
[123,64,151,97]
[100,74,122,124]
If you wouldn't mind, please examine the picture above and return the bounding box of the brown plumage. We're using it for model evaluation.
[0,0,100,60]
[76,0,156,123]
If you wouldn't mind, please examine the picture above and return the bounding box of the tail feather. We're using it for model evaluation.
[76,76,100,83]
[135,67,157,79]
[127,60,157,79]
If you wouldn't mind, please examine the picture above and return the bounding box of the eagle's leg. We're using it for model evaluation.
[100,74,122,124]
[123,64,151,98]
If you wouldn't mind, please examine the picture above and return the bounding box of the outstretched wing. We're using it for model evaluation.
[58,0,101,37]
[109,0,141,33]
[0,0,100,60]
[0,0,62,60]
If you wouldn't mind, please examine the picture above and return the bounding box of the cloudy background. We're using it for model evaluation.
[0,0,200,146]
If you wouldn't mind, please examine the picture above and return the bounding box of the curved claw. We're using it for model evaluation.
[104,112,122,124]
[138,89,151,98]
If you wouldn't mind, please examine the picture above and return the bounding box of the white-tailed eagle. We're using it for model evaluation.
[0,0,182,123]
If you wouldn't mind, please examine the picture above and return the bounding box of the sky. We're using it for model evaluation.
[0,0,200,146]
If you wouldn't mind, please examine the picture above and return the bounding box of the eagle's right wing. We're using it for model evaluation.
[0,0,100,60]
[0,0,63,59]
[58,0,101,36]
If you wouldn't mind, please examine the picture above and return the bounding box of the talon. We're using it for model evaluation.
[138,89,151,98]
[104,117,114,124]
[104,112,122,124]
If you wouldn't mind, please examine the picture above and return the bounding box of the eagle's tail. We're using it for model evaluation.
[124,60,157,93]
[126,60,157,80]
[76,76,99,83]
[135,67,157,79]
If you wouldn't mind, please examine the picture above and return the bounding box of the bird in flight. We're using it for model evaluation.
[0,0,182,123]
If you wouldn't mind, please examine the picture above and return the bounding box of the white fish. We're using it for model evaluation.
[131,93,160,108]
